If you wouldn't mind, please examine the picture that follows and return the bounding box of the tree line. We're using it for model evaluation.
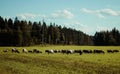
[94,28,120,46]
[0,16,120,46]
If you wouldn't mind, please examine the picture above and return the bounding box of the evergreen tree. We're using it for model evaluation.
[41,21,47,45]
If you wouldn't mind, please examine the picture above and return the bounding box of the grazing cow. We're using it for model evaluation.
[22,48,28,53]
[53,50,60,53]
[83,50,92,54]
[88,50,92,53]
[53,50,57,53]
[83,50,89,54]
[94,50,104,54]
[107,50,119,53]
[61,50,67,54]
[61,50,74,54]
[33,49,42,53]
[12,48,20,53]
[107,50,113,53]
[113,50,119,53]
[3,49,8,52]
[57,50,61,53]
[66,50,74,54]
[45,50,54,54]
[74,50,82,55]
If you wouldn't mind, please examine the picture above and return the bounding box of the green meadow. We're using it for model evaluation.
[0,45,120,74]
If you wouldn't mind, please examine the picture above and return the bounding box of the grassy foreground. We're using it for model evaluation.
[0,45,120,74]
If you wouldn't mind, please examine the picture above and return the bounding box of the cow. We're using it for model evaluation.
[12,48,20,53]
[61,50,74,54]
[94,49,104,54]
[83,50,92,54]
[22,48,28,53]
[61,50,67,54]
[53,50,61,53]
[53,50,57,53]
[45,50,54,54]
[74,50,82,55]
[107,50,119,53]
[66,50,74,54]
[107,50,113,53]
[33,49,42,53]
[3,49,8,52]
[113,50,119,53]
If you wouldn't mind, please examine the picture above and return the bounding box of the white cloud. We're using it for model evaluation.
[17,13,48,20]
[81,8,120,19]
[100,9,119,16]
[52,9,74,19]
[73,21,87,27]
[17,10,74,20]
[82,8,93,14]
[17,13,37,19]
[63,9,74,19]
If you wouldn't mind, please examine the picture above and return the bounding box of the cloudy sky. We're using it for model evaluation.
[0,0,120,35]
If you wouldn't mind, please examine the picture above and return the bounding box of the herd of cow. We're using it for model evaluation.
[2,48,119,55]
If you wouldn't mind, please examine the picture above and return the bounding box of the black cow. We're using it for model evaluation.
[107,50,113,53]
[94,50,104,54]
[33,49,42,53]
[74,50,82,55]
[107,50,119,53]
[83,50,92,54]
[61,50,67,54]
[53,50,61,53]
[113,50,119,53]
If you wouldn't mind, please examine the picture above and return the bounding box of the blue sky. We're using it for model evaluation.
[0,0,120,35]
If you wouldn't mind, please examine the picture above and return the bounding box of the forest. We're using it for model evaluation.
[0,16,120,46]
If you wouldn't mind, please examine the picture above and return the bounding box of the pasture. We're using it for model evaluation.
[0,45,120,74]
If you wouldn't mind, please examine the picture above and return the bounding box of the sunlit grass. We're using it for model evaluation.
[0,45,120,74]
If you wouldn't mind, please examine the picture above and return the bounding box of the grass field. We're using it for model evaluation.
[0,45,120,74]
